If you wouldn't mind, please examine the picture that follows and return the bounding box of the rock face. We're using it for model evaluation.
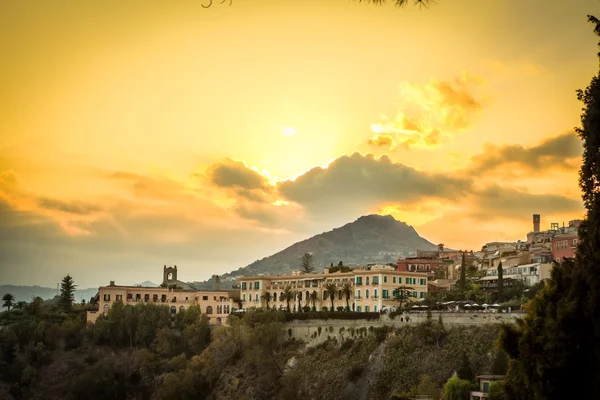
[223,214,437,279]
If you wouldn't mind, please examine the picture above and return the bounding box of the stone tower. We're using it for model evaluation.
[163,265,178,285]
[533,214,540,232]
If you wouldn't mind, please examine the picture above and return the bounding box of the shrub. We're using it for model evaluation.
[347,364,365,382]
[283,311,380,322]
[340,338,354,351]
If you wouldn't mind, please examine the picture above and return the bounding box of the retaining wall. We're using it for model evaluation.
[285,312,520,346]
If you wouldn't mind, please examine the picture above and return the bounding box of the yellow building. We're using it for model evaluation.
[238,265,429,312]
[87,266,233,325]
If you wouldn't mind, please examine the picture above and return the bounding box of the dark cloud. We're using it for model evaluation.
[469,132,581,173]
[470,185,583,219]
[206,159,269,191]
[277,152,471,215]
[37,197,101,215]
[368,134,397,150]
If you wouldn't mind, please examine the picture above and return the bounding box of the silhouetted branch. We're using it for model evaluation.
[201,0,212,8]
[360,0,433,7]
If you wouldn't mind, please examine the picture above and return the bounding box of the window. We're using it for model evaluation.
[573,239,578,246]
[384,275,387,283]
[382,290,389,299]
[254,282,260,290]
[116,294,122,302]
[398,277,402,284]
[243,294,246,301]
[482,382,490,393]
[170,306,176,315]
[179,306,185,313]
[420,292,425,299]
[203,295,208,300]
[103,294,110,301]
[206,306,213,314]
[373,276,379,285]
[365,306,370,312]
[357,289,361,299]
[374,306,377,312]
[420,279,427,286]
[374,289,378,298]
[366,276,370,285]
[242,282,247,290]
[357,306,362,312]
[103,304,109,314]
[255,294,259,301]
[356,277,363,286]
[153,294,158,302]
[366,289,370,299]
[393,277,396,284]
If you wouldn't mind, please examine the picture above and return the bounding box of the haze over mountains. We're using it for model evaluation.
[2,215,436,296]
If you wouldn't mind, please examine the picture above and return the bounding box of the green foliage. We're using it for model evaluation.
[393,286,414,308]
[301,252,315,274]
[490,349,509,375]
[2,293,15,312]
[324,283,337,311]
[456,352,474,382]
[58,275,76,313]
[499,18,600,399]
[328,265,352,273]
[459,252,466,292]
[283,311,380,321]
[488,380,507,400]
[442,373,471,400]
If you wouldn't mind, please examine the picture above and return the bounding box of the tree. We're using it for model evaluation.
[459,252,466,291]
[488,381,507,400]
[260,291,272,309]
[59,274,77,313]
[490,349,509,376]
[301,253,315,274]
[341,282,352,311]
[2,293,14,312]
[309,290,318,311]
[15,301,27,311]
[442,373,471,400]
[499,16,600,399]
[457,352,475,381]
[393,286,414,309]
[324,283,337,311]
[497,261,504,301]
[279,286,294,312]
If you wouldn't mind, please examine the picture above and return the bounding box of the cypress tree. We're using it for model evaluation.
[459,251,466,292]
[500,16,600,399]
[59,274,76,313]
[497,261,504,302]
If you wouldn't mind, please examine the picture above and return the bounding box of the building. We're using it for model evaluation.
[237,266,429,313]
[479,262,552,290]
[552,232,578,262]
[469,375,505,400]
[87,266,233,325]
[397,257,445,277]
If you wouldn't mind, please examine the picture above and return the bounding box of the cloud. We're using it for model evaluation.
[205,159,270,191]
[37,197,102,215]
[469,132,582,173]
[469,185,583,219]
[370,72,483,149]
[277,152,471,216]
[368,134,397,150]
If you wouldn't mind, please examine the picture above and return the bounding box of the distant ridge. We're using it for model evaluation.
[192,214,437,289]
[0,285,99,304]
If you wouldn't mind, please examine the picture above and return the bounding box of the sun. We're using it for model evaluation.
[282,126,297,137]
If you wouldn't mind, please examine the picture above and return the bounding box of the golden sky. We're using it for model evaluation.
[0,0,597,287]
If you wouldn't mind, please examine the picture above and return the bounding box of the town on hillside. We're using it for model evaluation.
[86,213,579,325]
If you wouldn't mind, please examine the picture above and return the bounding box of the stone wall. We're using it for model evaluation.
[285,312,520,346]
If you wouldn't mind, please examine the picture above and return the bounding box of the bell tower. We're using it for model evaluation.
[162,265,178,284]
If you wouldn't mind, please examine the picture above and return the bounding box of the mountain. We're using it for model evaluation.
[135,281,159,287]
[192,214,437,289]
[0,285,99,304]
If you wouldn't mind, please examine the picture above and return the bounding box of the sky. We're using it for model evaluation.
[0,0,598,288]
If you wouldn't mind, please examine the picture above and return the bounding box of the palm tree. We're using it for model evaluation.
[260,291,272,309]
[324,283,337,311]
[2,293,15,312]
[279,286,294,312]
[341,282,353,311]
[309,291,318,311]
[393,286,414,309]
[295,290,303,312]
[15,301,27,311]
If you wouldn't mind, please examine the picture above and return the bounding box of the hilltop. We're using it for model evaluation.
[193,214,436,288]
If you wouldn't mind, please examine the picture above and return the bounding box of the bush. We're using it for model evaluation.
[340,338,354,351]
[302,306,311,313]
[283,311,380,322]
[347,364,365,382]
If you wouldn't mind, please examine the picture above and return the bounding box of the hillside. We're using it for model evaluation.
[205,214,436,285]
